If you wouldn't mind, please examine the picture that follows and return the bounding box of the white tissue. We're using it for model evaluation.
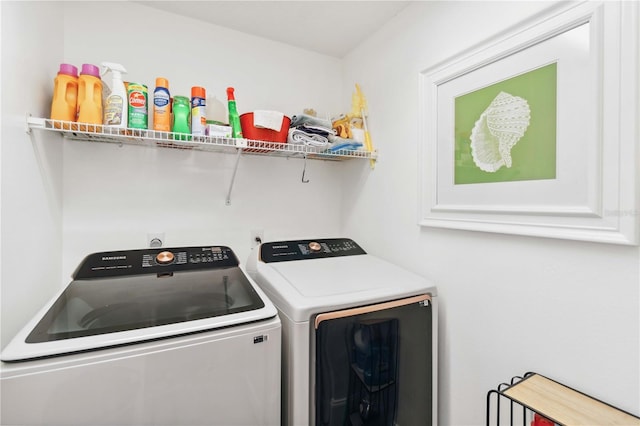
[206,97,227,123]
[253,110,285,131]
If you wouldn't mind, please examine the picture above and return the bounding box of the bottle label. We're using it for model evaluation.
[153,88,171,131]
[130,92,146,108]
[154,96,170,107]
[104,95,124,125]
[191,97,206,108]
[154,88,170,107]
[191,96,206,136]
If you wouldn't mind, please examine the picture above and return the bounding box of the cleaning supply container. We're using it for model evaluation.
[102,62,128,130]
[153,78,171,132]
[76,64,103,130]
[226,87,243,139]
[240,111,290,153]
[240,112,290,142]
[191,86,206,136]
[172,96,191,140]
[50,63,78,128]
[127,83,148,130]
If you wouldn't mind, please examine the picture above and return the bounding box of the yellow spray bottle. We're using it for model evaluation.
[353,84,375,169]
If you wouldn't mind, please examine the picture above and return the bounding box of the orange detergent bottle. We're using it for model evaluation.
[76,63,103,130]
[50,63,78,128]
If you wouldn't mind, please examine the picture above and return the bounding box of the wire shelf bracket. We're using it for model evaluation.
[25,115,378,205]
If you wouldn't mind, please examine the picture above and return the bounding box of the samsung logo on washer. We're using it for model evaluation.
[102,256,127,261]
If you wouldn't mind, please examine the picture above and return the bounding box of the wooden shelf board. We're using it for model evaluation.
[503,374,640,426]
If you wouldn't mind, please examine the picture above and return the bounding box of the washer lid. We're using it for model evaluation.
[251,239,436,322]
[26,267,263,344]
[2,246,277,362]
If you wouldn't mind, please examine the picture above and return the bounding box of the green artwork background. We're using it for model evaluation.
[454,63,557,184]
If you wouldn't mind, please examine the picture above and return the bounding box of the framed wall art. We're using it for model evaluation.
[418,1,638,245]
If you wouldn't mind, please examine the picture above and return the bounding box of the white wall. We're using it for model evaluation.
[60,2,347,281]
[342,1,639,424]
[0,1,349,347]
[1,2,64,349]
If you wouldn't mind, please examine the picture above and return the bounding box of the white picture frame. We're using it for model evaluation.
[418,1,638,245]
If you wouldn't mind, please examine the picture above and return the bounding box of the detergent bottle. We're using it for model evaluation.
[172,96,191,140]
[153,77,171,132]
[101,62,128,129]
[76,64,103,128]
[226,87,243,138]
[50,63,78,128]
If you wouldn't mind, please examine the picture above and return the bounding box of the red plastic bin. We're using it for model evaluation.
[240,112,290,153]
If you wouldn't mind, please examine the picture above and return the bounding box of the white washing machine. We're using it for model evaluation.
[1,245,281,426]
[246,238,437,426]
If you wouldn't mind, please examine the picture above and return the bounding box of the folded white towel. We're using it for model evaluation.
[288,128,329,148]
[253,110,285,131]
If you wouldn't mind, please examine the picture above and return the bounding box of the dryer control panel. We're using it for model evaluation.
[260,238,366,263]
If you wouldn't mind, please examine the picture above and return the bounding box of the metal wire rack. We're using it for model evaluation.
[26,115,377,205]
[26,116,377,162]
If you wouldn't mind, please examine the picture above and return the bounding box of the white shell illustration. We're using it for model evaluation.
[470,91,531,172]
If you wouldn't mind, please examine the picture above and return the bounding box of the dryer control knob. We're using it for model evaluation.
[308,242,322,252]
[156,251,175,264]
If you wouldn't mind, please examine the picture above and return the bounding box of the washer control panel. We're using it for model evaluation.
[74,246,238,279]
[260,238,366,263]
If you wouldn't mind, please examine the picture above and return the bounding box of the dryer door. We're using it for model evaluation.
[314,294,434,426]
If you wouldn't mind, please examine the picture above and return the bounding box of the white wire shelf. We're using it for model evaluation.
[26,116,378,162]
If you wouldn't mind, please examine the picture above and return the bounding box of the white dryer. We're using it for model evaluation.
[246,238,437,426]
[1,245,281,426]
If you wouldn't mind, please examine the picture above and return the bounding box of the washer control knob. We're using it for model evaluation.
[308,242,322,252]
[156,251,175,264]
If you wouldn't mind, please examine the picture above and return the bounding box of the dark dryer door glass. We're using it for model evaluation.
[26,267,265,343]
[315,295,433,426]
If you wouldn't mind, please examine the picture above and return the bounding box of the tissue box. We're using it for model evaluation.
[207,123,232,138]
